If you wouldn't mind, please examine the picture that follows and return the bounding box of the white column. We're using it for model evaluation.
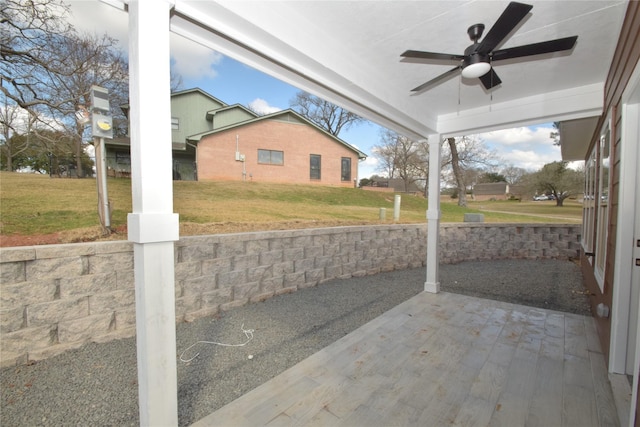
[128,1,179,426]
[425,135,441,293]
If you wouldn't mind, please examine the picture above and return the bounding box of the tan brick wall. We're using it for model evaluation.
[197,119,358,186]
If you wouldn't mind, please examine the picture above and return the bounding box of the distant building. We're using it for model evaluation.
[472,182,526,200]
[106,88,366,185]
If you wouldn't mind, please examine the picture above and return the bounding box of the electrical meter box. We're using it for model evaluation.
[91,85,110,113]
[92,112,113,139]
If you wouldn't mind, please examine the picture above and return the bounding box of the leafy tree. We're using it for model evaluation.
[478,171,507,183]
[550,122,560,146]
[290,91,365,136]
[531,161,583,206]
[358,177,372,187]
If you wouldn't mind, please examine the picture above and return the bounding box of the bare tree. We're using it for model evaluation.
[446,137,467,206]
[373,129,429,192]
[442,135,499,206]
[0,101,32,171]
[2,0,128,176]
[501,164,529,184]
[40,31,128,176]
[1,0,73,112]
[290,91,365,136]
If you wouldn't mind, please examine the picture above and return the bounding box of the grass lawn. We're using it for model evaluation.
[0,171,582,244]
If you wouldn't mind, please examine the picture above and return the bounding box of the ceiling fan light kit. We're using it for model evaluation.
[461,61,491,79]
[401,1,578,94]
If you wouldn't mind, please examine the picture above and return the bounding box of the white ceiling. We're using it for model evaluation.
[169,0,626,142]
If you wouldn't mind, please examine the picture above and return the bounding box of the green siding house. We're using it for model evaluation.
[106,88,365,183]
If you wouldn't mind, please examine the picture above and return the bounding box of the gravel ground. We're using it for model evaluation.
[0,259,590,426]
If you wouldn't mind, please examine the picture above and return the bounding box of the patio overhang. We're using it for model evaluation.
[559,116,602,161]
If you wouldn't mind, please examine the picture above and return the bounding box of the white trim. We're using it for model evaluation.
[610,60,640,375]
[127,1,179,425]
[425,136,441,293]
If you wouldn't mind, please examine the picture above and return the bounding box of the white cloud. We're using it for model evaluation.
[247,98,282,115]
[170,34,223,80]
[65,1,129,51]
[66,1,224,82]
[481,125,555,147]
[506,148,562,171]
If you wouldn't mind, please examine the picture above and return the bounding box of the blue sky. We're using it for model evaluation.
[67,1,571,179]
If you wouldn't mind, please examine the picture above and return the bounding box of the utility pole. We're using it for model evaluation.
[78,86,114,233]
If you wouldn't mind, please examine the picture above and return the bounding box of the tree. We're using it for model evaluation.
[531,161,584,206]
[40,31,128,177]
[442,135,500,207]
[372,129,429,192]
[446,137,467,206]
[290,91,365,136]
[478,171,507,183]
[550,121,560,146]
[1,0,128,176]
[501,165,529,184]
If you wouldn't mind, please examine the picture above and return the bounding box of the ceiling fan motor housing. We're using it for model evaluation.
[463,45,489,69]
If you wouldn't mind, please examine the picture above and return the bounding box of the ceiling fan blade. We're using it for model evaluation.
[410,66,461,94]
[478,68,502,90]
[401,50,464,62]
[491,36,578,61]
[477,2,533,55]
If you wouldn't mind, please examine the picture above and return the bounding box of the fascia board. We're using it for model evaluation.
[171,2,435,141]
[437,83,604,137]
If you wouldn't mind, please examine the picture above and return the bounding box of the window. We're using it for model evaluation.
[582,150,596,257]
[595,125,610,288]
[341,157,351,182]
[310,154,321,180]
[171,117,179,130]
[258,149,284,165]
[115,151,130,164]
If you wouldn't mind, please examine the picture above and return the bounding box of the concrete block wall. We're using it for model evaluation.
[0,223,580,367]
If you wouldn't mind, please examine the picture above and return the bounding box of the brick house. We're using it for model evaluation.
[472,182,526,201]
[106,88,366,184]
[192,109,366,186]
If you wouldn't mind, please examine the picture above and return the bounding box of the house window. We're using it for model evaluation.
[258,149,284,165]
[582,150,596,258]
[115,151,130,164]
[171,117,179,130]
[310,154,321,180]
[341,157,351,182]
[594,124,610,288]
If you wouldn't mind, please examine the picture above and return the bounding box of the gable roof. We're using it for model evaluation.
[188,108,368,159]
[171,87,228,107]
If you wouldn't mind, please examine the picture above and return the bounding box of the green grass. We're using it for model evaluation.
[0,171,582,238]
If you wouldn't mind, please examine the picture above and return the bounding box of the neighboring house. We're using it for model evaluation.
[472,182,526,200]
[559,1,640,417]
[363,178,422,194]
[106,88,366,185]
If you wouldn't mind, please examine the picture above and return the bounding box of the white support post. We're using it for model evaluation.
[127,1,179,426]
[425,135,441,293]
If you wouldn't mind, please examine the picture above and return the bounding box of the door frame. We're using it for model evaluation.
[610,59,640,425]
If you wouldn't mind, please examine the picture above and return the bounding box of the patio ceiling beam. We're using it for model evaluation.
[169,1,434,141]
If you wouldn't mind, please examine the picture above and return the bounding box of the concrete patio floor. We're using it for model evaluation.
[193,291,620,427]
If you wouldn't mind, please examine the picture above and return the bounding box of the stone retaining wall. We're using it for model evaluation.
[0,223,580,367]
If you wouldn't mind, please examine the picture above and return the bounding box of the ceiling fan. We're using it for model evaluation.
[401,1,578,93]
